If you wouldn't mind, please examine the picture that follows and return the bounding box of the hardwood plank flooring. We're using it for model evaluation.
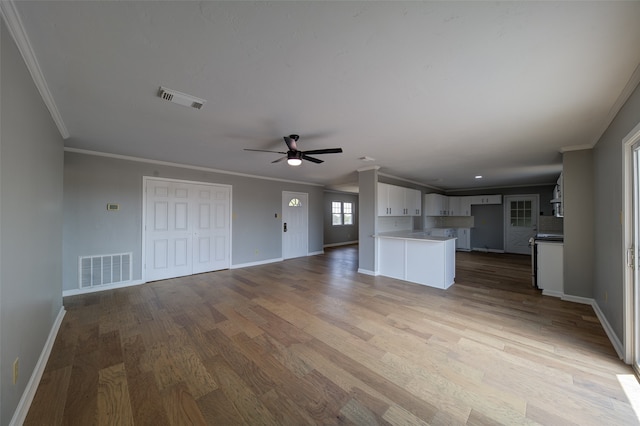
[25,247,639,425]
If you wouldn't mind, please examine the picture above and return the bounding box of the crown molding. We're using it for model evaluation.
[588,61,640,149]
[64,147,325,187]
[559,144,593,153]
[1,0,69,139]
[356,165,381,172]
[378,172,443,191]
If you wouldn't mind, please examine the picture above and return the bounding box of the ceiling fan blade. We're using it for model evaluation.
[272,156,287,163]
[302,148,343,155]
[302,154,324,164]
[283,136,298,151]
[244,148,287,154]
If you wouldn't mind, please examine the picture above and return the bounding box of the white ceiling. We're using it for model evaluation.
[8,1,640,191]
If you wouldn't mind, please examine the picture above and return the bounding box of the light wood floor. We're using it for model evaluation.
[26,247,639,425]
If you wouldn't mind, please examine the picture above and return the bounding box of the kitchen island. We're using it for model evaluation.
[375,231,456,289]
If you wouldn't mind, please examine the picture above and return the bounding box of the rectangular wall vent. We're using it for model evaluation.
[79,252,132,288]
[158,86,206,110]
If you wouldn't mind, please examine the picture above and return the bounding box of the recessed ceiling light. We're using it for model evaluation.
[359,156,376,162]
[475,175,483,179]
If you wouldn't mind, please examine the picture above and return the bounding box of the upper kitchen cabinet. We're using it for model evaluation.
[378,183,421,216]
[470,195,502,205]
[424,193,449,216]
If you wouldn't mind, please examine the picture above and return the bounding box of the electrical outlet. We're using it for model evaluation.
[12,358,19,384]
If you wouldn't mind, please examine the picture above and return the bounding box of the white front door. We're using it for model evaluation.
[504,195,538,255]
[145,178,230,281]
[282,192,308,259]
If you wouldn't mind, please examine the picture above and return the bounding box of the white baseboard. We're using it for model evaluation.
[10,307,66,426]
[230,257,283,269]
[471,247,505,253]
[63,279,146,297]
[308,250,324,256]
[561,294,594,305]
[358,268,377,276]
[591,300,624,360]
[323,240,359,248]
[542,289,564,298]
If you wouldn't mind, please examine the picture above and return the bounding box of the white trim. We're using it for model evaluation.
[591,62,640,148]
[308,250,324,256]
[357,268,378,276]
[542,289,563,298]
[66,148,323,187]
[378,172,443,191]
[561,294,594,305]
[230,258,283,269]
[0,1,69,139]
[471,248,505,254]
[445,182,557,193]
[622,121,640,365]
[592,300,625,360]
[324,240,359,248]
[63,279,146,297]
[10,307,66,426]
[356,165,381,173]
[559,144,594,153]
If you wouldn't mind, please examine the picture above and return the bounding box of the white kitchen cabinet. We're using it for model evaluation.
[537,241,563,297]
[378,183,421,216]
[377,232,456,289]
[470,195,502,205]
[459,197,472,216]
[424,193,449,216]
[406,188,422,216]
[448,197,460,216]
[456,228,470,251]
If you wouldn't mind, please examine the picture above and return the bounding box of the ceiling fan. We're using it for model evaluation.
[244,134,343,166]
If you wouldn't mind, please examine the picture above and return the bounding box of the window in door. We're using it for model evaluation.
[510,200,532,227]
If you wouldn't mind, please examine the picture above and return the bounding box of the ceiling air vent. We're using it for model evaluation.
[158,86,206,110]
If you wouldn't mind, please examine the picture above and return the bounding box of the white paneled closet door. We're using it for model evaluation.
[192,184,230,274]
[145,178,230,282]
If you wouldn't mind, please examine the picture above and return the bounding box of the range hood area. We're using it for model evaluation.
[550,173,563,217]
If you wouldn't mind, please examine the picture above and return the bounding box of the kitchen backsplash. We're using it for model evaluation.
[539,215,563,233]
[378,216,413,233]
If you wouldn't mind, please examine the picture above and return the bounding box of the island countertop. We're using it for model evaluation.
[374,231,456,242]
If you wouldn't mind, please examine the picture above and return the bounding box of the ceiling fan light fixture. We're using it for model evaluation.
[287,151,302,166]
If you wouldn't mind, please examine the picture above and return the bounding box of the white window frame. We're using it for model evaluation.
[331,201,354,226]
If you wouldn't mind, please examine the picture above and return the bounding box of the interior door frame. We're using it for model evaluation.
[623,121,640,371]
[142,176,233,282]
[503,194,539,255]
[282,191,309,260]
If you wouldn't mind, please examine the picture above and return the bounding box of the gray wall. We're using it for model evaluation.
[358,168,378,273]
[593,82,640,342]
[469,204,504,250]
[1,21,64,425]
[563,150,595,298]
[451,185,556,251]
[323,191,358,246]
[63,152,324,291]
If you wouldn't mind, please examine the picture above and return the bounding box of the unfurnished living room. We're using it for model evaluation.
[2,1,640,425]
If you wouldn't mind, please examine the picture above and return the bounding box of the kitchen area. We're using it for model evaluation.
[374,176,564,295]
